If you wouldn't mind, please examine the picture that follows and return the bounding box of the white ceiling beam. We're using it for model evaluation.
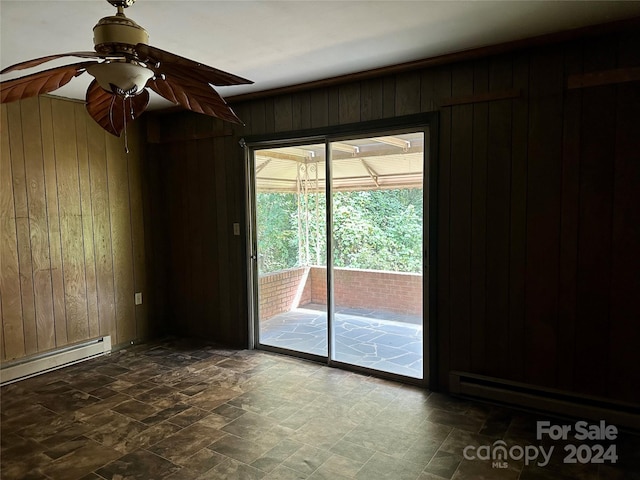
[332,142,360,155]
[373,136,411,151]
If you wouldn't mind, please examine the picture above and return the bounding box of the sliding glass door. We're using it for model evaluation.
[329,133,424,378]
[253,143,327,357]
[250,126,426,381]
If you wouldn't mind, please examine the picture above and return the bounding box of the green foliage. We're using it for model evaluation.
[256,192,299,272]
[256,189,423,274]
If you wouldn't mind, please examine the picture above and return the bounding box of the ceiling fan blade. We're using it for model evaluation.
[1,52,123,74]
[1,62,96,103]
[147,76,243,124]
[135,43,253,86]
[86,80,149,136]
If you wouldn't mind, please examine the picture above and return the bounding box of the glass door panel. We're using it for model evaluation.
[254,143,327,357]
[329,132,424,378]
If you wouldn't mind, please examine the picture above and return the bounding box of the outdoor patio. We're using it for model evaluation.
[259,303,423,379]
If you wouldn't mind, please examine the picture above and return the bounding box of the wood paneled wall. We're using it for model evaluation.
[145,115,247,346]
[146,26,640,404]
[1,96,151,363]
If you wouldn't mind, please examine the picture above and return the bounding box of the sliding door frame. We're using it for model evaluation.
[243,112,439,389]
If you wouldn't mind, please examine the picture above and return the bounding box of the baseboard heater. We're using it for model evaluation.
[0,336,112,386]
[449,371,640,431]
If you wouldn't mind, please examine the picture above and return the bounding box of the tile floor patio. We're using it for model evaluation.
[259,304,423,379]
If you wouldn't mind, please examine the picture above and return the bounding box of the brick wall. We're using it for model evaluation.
[311,266,422,316]
[260,266,422,320]
[259,267,311,320]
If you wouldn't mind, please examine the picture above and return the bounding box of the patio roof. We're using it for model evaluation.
[255,132,425,192]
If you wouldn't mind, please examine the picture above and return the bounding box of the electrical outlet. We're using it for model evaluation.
[135,292,143,305]
[233,223,240,236]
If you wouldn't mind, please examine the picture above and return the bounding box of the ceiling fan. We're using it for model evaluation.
[0,0,252,137]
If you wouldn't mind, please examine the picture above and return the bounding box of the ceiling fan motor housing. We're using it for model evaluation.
[93,14,148,54]
[91,12,153,96]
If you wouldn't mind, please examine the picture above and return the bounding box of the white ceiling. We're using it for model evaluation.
[2,0,640,110]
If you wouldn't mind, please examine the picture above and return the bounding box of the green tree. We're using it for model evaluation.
[256,192,299,272]
[256,189,423,274]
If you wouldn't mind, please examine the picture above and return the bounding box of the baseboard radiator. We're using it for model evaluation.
[449,371,640,431]
[0,336,112,386]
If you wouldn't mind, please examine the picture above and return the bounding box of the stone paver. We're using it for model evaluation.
[259,304,423,379]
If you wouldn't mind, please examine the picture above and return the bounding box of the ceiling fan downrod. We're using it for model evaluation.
[94,3,148,55]
[107,0,137,9]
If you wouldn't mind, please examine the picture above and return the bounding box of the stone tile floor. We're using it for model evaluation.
[1,338,639,480]
[259,304,423,378]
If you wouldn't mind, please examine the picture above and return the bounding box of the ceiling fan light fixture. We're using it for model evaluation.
[87,62,153,96]
[0,0,253,133]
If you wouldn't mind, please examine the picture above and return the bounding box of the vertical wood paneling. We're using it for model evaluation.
[339,83,361,124]
[151,114,252,346]
[39,97,67,347]
[395,72,421,115]
[264,97,275,134]
[449,64,473,373]
[420,69,437,112]
[106,134,136,344]
[310,90,329,128]
[609,81,640,403]
[199,138,220,340]
[574,37,617,397]
[227,134,248,345]
[328,86,339,126]
[7,102,38,355]
[186,134,202,337]
[250,100,266,135]
[607,30,640,404]
[214,137,232,343]
[1,96,148,364]
[0,292,3,360]
[470,60,488,374]
[86,111,116,340]
[142,144,168,336]
[1,104,25,360]
[52,100,89,344]
[166,140,187,336]
[169,115,191,337]
[524,47,564,388]
[485,56,512,378]
[20,98,56,352]
[274,96,293,132]
[434,66,452,389]
[74,103,99,339]
[557,42,582,390]
[292,92,311,130]
[360,78,383,121]
[382,76,396,118]
[507,54,529,382]
[128,122,148,339]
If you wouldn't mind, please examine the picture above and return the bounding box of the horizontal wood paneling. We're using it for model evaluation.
[0,96,151,363]
[145,26,640,405]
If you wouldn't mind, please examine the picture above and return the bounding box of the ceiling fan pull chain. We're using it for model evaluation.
[122,96,130,154]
